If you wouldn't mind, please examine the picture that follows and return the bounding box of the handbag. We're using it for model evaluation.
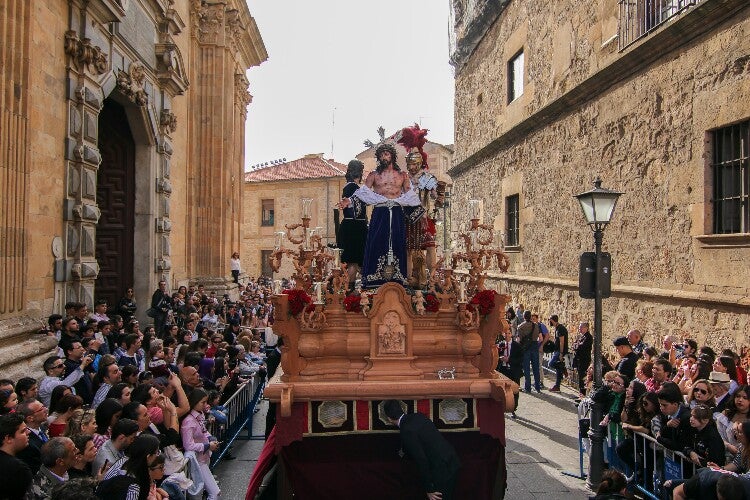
[146,307,157,318]
[542,339,556,353]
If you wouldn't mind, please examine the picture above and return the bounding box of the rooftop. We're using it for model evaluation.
[244,154,346,182]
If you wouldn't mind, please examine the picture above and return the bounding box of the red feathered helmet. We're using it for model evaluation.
[397,124,429,169]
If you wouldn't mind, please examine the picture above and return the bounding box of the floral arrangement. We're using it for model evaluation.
[343,294,362,313]
[469,289,497,316]
[424,293,440,313]
[305,303,317,314]
[282,288,312,316]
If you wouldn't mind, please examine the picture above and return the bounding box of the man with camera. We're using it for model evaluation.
[62,341,97,404]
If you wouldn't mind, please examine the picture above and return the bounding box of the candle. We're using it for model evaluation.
[458,281,466,302]
[315,282,323,303]
[333,248,341,267]
[444,250,452,268]
[274,280,282,295]
[275,231,285,250]
[468,199,481,221]
[301,198,313,218]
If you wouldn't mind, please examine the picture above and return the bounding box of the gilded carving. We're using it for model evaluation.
[160,110,178,134]
[64,30,109,74]
[116,62,149,106]
[377,311,406,355]
[300,305,327,331]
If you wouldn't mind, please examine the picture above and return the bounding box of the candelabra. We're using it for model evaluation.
[448,200,510,295]
[268,198,335,293]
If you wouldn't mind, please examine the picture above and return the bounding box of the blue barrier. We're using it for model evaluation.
[209,375,266,468]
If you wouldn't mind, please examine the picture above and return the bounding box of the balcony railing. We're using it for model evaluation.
[618,0,706,50]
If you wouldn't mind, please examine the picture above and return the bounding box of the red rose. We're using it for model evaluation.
[343,295,362,313]
[283,288,312,316]
[424,293,440,313]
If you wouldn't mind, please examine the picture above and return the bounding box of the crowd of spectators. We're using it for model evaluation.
[0,277,276,500]
[579,330,750,498]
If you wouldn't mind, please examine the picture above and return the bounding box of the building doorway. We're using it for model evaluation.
[95,99,136,309]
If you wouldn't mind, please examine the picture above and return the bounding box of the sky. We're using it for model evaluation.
[244,0,456,170]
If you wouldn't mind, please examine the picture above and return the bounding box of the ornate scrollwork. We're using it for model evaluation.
[116,62,148,106]
[234,74,251,118]
[64,31,109,75]
[160,110,178,135]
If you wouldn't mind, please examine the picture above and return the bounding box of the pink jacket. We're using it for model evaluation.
[181,410,212,463]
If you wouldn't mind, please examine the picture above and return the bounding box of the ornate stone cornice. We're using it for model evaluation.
[64,30,109,75]
[116,62,149,106]
[155,42,189,95]
[160,110,178,135]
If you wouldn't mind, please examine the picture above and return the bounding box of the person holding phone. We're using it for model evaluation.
[181,389,221,500]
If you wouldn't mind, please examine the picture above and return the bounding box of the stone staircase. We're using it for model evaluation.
[0,313,58,380]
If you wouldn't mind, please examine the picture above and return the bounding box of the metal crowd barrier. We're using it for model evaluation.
[574,414,698,499]
[208,373,266,468]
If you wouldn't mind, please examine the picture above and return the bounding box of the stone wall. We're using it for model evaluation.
[451,1,750,353]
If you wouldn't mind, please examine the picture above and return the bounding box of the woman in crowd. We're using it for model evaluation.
[715,385,750,458]
[64,408,97,437]
[0,388,18,414]
[48,393,83,437]
[684,404,725,467]
[47,385,72,423]
[686,379,715,409]
[181,389,221,500]
[93,398,123,449]
[97,433,166,500]
[633,360,653,384]
[713,355,740,394]
[642,347,659,363]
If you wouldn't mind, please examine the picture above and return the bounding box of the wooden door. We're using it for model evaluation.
[95,100,135,309]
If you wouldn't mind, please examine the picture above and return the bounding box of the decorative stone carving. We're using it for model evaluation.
[300,304,327,331]
[66,225,80,256]
[116,62,148,106]
[155,42,189,95]
[156,257,172,271]
[71,261,99,279]
[377,311,406,355]
[234,73,251,118]
[72,203,101,222]
[157,178,172,194]
[194,2,225,43]
[156,217,172,233]
[160,110,177,134]
[64,30,109,75]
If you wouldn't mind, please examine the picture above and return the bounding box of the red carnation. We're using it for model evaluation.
[282,288,312,316]
[469,289,497,316]
[343,294,362,313]
[424,293,440,313]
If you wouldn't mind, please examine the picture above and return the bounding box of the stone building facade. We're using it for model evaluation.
[243,154,347,279]
[0,0,266,378]
[449,0,750,353]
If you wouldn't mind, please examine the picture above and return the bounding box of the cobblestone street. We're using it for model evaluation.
[215,372,591,499]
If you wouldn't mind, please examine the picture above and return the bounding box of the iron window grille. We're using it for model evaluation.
[711,121,749,234]
[506,194,520,247]
[618,0,704,50]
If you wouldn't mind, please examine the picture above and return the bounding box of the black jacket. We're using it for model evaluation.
[497,340,523,383]
[684,422,725,467]
[398,412,461,494]
[656,404,692,451]
[16,428,45,474]
[616,351,639,381]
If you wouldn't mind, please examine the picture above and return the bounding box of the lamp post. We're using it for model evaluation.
[575,176,623,489]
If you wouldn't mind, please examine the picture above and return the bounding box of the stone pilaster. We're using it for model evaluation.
[188,0,265,292]
[0,0,31,315]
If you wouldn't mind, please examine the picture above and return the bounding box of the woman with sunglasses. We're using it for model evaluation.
[63,408,97,437]
[687,379,715,409]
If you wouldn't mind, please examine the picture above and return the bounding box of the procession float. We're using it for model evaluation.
[247,130,517,500]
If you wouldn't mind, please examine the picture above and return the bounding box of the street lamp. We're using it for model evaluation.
[575,176,623,489]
